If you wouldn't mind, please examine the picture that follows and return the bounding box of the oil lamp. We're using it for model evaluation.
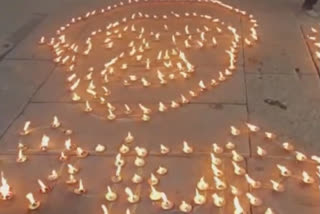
[212,143,224,154]
[179,201,192,213]
[156,166,168,175]
[76,147,89,158]
[211,153,222,166]
[134,157,145,167]
[197,177,209,191]
[148,173,159,186]
[111,165,122,183]
[0,172,13,200]
[20,121,31,135]
[66,174,77,184]
[232,150,244,162]
[38,179,50,193]
[256,146,267,157]
[120,144,130,154]
[68,164,79,175]
[270,180,284,192]
[16,149,27,163]
[230,126,240,136]
[74,179,86,194]
[212,164,224,177]
[277,164,291,177]
[246,192,262,206]
[125,187,140,203]
[132,173,143,184]
[246,123,260,132]
[212,193,225,207]
[265,208,275,214]
[125,132,134,143]
[226,141,236,150]
[193,189,206,205]
[26,193,40,210]
[296,151,307,162]
[95,144,106,152]
[233,196,245,214]
[232,161,246,175]
[40,135,50,151]
[51,116,61,128]
[160,192,174,210]
[149,185,162,201]
[160,144,170,154]
[135,146,148,157]
[48,170,58,181]
[84,101,93,112]
[142,114,151,121]
[302,171,314,184]
[101,204,109,214]
[115,153,125,167]
[245,174,261,189]
[183,141,193,154]
[105,186,117,201]
[214,177,226,190]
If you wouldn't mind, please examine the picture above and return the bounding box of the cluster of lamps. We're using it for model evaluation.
[38,0,259,122]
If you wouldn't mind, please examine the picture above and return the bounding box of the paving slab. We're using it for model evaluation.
[241,0,316,75]
[246,73,320,156]
[0,60,55,137]
[0,103,249,155]
[248,157,320,214]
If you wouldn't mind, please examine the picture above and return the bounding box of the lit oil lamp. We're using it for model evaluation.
[212,193,225,207]
[212,164,224,177]
[179,201,192,213]
[65,138,73,151]
[246,192,262,206]
[119,144,130,154]
[134,157,145,167]
[270,180,284,192]
[95,144,106,152]
[214,177,226,190]
[68,164,79,175]
[193,189,206,205]
[233,196,245,214]
[142,114,151,121]
[107,109,116,121]
[245,174,261,189]
[160,144,170,154]
[232,150,244,162]
[125,132,134,143]
[149,185,162,201]
[232,161,246,175]
[16,148,27,163]
[20,121,31,135]
[40,135,50,151]
[84,101,93,112]
[115,153,125,167]
[256,146,267,157]
[296,151,307,162]
[302,171,314,184]
[265,132,275,140]
[51,116,61,128]
[159,102,168,112]
[171,101,180,109]
[48,170,58,181]
[183,141,193,154]
[132,173,143,184]
[105,186,117,201]
[74,179,86,194]
[197,177,209,191]
[230,185,241,196]
[125,187,140,203]
[124,104,132,115]
[76,147,89,158]
[111,165,122,183]
[26,193,40,210]
[66,174,77,185]
[277,164,291,177]
[231,126,240,136]
[265,208,275,214]
[0,172,13,200]
[212,143,224,154]
[226,141,236,150]
[211,153,222,166]
[160,192,174,210]
[246,123,260,132]
[156,166,168,175]
[38,179,50,193]
[59,151,68,161]
[135,146,148,157]
[148,173,159,186]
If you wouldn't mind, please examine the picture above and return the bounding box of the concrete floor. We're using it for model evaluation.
[0,0,320,213]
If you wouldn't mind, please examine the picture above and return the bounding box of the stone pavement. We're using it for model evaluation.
[0,0,320,213]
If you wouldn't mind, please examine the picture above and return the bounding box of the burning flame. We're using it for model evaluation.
[40,135,50,151]
[230,126,240,136]
[277,164,291,177]
[51,116,61,128]
[183,141,193,153]
[246,123,260,132]
[0,172,13,200]
[149,185,162,201]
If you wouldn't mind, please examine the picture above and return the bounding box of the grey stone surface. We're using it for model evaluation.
[0,60,55,137]
[246,73,320,156]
